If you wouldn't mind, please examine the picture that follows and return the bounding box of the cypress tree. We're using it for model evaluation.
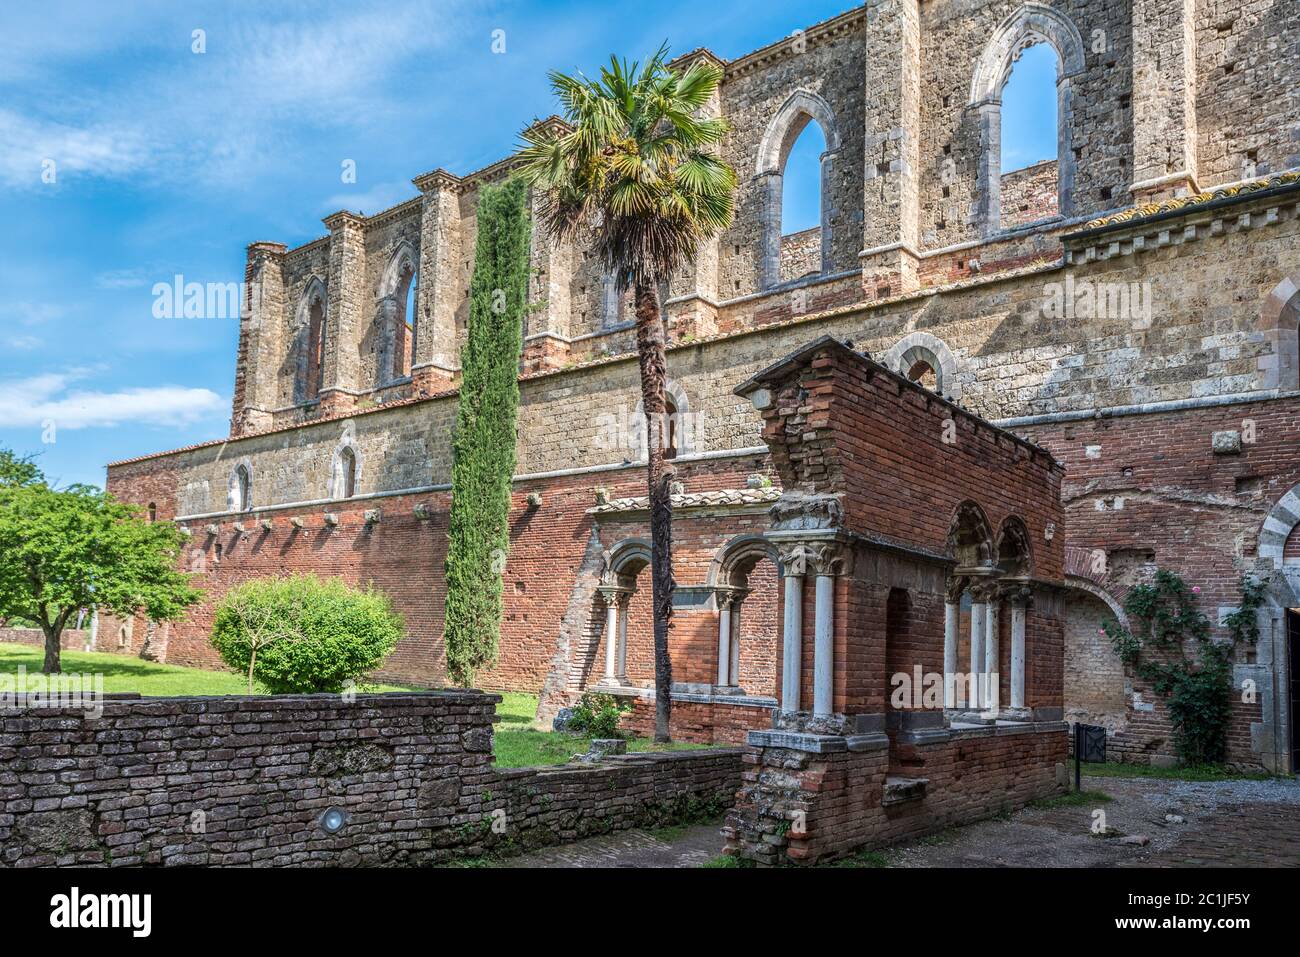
[443,177,531,686]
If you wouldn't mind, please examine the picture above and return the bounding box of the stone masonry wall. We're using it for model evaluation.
[0,691,742,867]
[1001,160,1060,229]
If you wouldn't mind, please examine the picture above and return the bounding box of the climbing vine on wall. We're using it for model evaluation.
[1103,570,1265,766]
[443,178,531,686]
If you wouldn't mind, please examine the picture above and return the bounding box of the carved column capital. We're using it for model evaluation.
[968,579,999,604]
[1001,582,1034,607]
[597,585,630,609]
[778,540,853,577]
[945,575,968,603]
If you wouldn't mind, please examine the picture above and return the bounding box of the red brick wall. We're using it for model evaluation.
[726,725,1067,865]
[1020,395,1300,767]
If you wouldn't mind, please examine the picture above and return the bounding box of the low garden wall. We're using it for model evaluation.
[0,627,90,652]
[0,691,742,867]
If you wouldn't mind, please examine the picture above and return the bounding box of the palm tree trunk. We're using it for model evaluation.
[634,282,674,742]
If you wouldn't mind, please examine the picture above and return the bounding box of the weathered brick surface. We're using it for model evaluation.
[724,725,1067,865]
[0,692,742,867]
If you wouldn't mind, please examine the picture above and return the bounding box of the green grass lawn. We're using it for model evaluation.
[1080,760,1274,782]
[489,690,711,768]
[0,642,416,696]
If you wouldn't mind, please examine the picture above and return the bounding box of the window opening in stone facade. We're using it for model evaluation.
[998,42,1060,229]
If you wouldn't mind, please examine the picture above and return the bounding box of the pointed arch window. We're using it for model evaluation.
[229,465,252,512]
[755,90,842,290]
[331,444,359,500]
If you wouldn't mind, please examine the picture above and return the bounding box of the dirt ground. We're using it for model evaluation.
[499,774,1300,868]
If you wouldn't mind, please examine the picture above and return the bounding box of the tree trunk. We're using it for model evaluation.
[40,621,62,675]
[634,282,675,742]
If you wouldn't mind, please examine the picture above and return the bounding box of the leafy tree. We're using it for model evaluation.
[0,449,41,488]
[518,47,737,740]
[0,454,202,673]
[210,574,403,693]
[442,177,531,687]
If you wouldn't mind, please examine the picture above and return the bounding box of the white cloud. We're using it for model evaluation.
[0,372,225,430]
[5,334,43,351]
[0,108,149,189]
[0,2,469,190]
[321,180,416,216]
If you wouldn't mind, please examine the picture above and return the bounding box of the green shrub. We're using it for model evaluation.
[210,575,402,693]
[566,692,630,738]
[1103,571,1263,766]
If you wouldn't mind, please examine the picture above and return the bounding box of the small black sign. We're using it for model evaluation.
[1077,723,1107,763]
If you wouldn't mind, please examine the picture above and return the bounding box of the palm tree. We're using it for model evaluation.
[517,47,736,741]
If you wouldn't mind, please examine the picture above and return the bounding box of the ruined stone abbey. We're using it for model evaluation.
[105,0,1300,777]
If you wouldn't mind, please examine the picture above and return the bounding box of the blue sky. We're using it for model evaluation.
[0,1,1056,490]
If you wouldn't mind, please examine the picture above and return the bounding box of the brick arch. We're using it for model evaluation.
[602,537,652,587]
[967,3,1084,234]
[1256,275,1300,390]
[1257,481,1300,569]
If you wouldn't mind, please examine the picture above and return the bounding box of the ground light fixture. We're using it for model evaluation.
[319,807,349,834]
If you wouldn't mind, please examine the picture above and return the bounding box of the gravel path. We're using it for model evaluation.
[492,775,1300,868]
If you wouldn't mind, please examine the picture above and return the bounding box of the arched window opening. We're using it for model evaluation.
[779,121,827,284]
[392,264,416,381]
[757,91,841,290]
[306,294,326,401]
[999,42,1059,229]
[663,396,679,461]
[906,359,937,391]
[230,465,252,513]
[969,5,1083,236]
[147,502,157,523]
[338,447,357,499]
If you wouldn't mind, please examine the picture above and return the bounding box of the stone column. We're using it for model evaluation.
[780,561,804,713]
[601,591,619,682]
[728,599,742,689]
[1130,0,1199,202]
[984,597,1000,713]
[1010,594,1027,711]
[943,578,964,709]
[716,591,734,686]
[615,591,630,681]
[758,170,783,290]
[231,241,287,436]
[813,571,835,717]
[968,582,992,709]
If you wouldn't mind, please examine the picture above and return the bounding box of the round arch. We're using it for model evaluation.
[882,331,962,399]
